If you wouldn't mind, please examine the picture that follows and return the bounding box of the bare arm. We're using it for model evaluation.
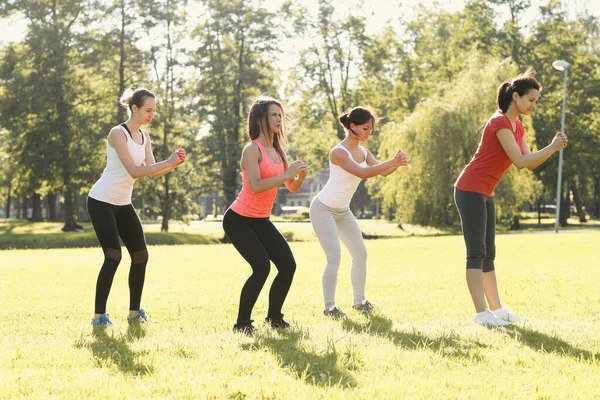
[519,134,547,171]
[140,131,186,178]
[331,148,406,179]
[242,143,301,194]
[284,160,308,193]
[109,128,183,179]
[365,148,408,177]
[496,129,567,170]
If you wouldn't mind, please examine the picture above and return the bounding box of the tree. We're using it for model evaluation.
[376,56,542,227]
[189,0,280,212]
[523,0,600,224]
[286,0,368,140]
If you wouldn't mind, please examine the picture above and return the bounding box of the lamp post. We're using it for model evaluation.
[552,60,570,233]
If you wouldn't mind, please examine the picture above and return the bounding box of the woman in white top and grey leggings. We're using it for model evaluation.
[87,88,186,328]
[309,107,410,317]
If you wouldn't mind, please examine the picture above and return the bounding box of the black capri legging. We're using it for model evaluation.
[87,197,148,314]
[222,208,297,325]
[454,188,496,272]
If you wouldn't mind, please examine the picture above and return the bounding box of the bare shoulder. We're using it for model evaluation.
[242,141,260,157]
[240,141,261,168]
[107,125,124,137]
[107,126,127,147]
[330,147,349,161]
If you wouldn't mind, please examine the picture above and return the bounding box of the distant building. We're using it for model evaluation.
[276,168,329,213]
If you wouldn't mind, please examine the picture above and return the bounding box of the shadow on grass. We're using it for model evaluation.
[341,314,488,360]
[241,328,358,389]
[74,325,153,376]
[0,219,24,234]
[0,231,218,250]
[506,325,600,362]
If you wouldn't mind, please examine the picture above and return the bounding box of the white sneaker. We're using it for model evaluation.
[491,306,528,322]
[474,309,511,327]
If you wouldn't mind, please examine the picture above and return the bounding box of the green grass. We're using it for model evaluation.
[1,232,599,398]
[2,214,598,250]
[0,219,443,249]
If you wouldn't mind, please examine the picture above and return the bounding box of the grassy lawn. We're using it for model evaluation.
[3,213,598,249]
[1,232,599,398]
[0,218,449,249]
[0,220,219,249]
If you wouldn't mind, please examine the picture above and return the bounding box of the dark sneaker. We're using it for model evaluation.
[233,320,255,335]
[352,300,375,313]
[324,306,346,319]
[265,314,291,329]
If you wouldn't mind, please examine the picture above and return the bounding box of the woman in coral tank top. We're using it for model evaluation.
[223,96,308,334]
[454,69,568,327]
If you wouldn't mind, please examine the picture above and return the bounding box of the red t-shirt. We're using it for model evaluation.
[455,111,524,197]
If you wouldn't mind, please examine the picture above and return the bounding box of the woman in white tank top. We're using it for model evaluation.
[309,107,410,318]
[87,88,186,328]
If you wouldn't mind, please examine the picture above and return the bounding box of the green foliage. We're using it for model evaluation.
[521,2,600,221]
[286,0,368,139]
[188,0,281,211]
[2,0,600,231]
[377,56,542,227]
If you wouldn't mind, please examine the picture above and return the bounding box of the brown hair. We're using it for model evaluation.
[339,107,375,130]
[497,68,542,113]
[247,96,288,166]
[119,88,156,115]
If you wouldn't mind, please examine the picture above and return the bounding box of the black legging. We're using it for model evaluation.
[87,197,148,314]
[222,208,297,324]
[454,188,496,272]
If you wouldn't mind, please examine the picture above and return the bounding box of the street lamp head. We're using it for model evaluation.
[552,60,570,71]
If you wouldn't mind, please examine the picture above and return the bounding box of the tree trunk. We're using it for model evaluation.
[5,182,11,218]
[571,181,587,222]
[62,188,78,231]
[536,198,541,224]
[116,0,126,122]
[47,192,57,221]
[160,173,170,232]
[595,175,600,218]
[223,167,238,212]
[509,215,521,230]
[559,187,569,227]
[21,195,28,219]
[160,17,175,232]
[15,197,20,219]
[31,193,43,221]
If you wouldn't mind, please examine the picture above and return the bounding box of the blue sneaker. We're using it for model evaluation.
[127,308,148,324]
[91,313,112,327]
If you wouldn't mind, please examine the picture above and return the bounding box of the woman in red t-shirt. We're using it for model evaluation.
[454,69,568,327]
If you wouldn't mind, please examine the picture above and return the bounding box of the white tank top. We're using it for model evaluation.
[315,144,368,209]
[88,125,147,205]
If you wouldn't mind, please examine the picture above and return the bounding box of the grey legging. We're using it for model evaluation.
[309,197,367,309]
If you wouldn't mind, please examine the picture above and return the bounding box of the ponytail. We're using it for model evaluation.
[496,82,512,113]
